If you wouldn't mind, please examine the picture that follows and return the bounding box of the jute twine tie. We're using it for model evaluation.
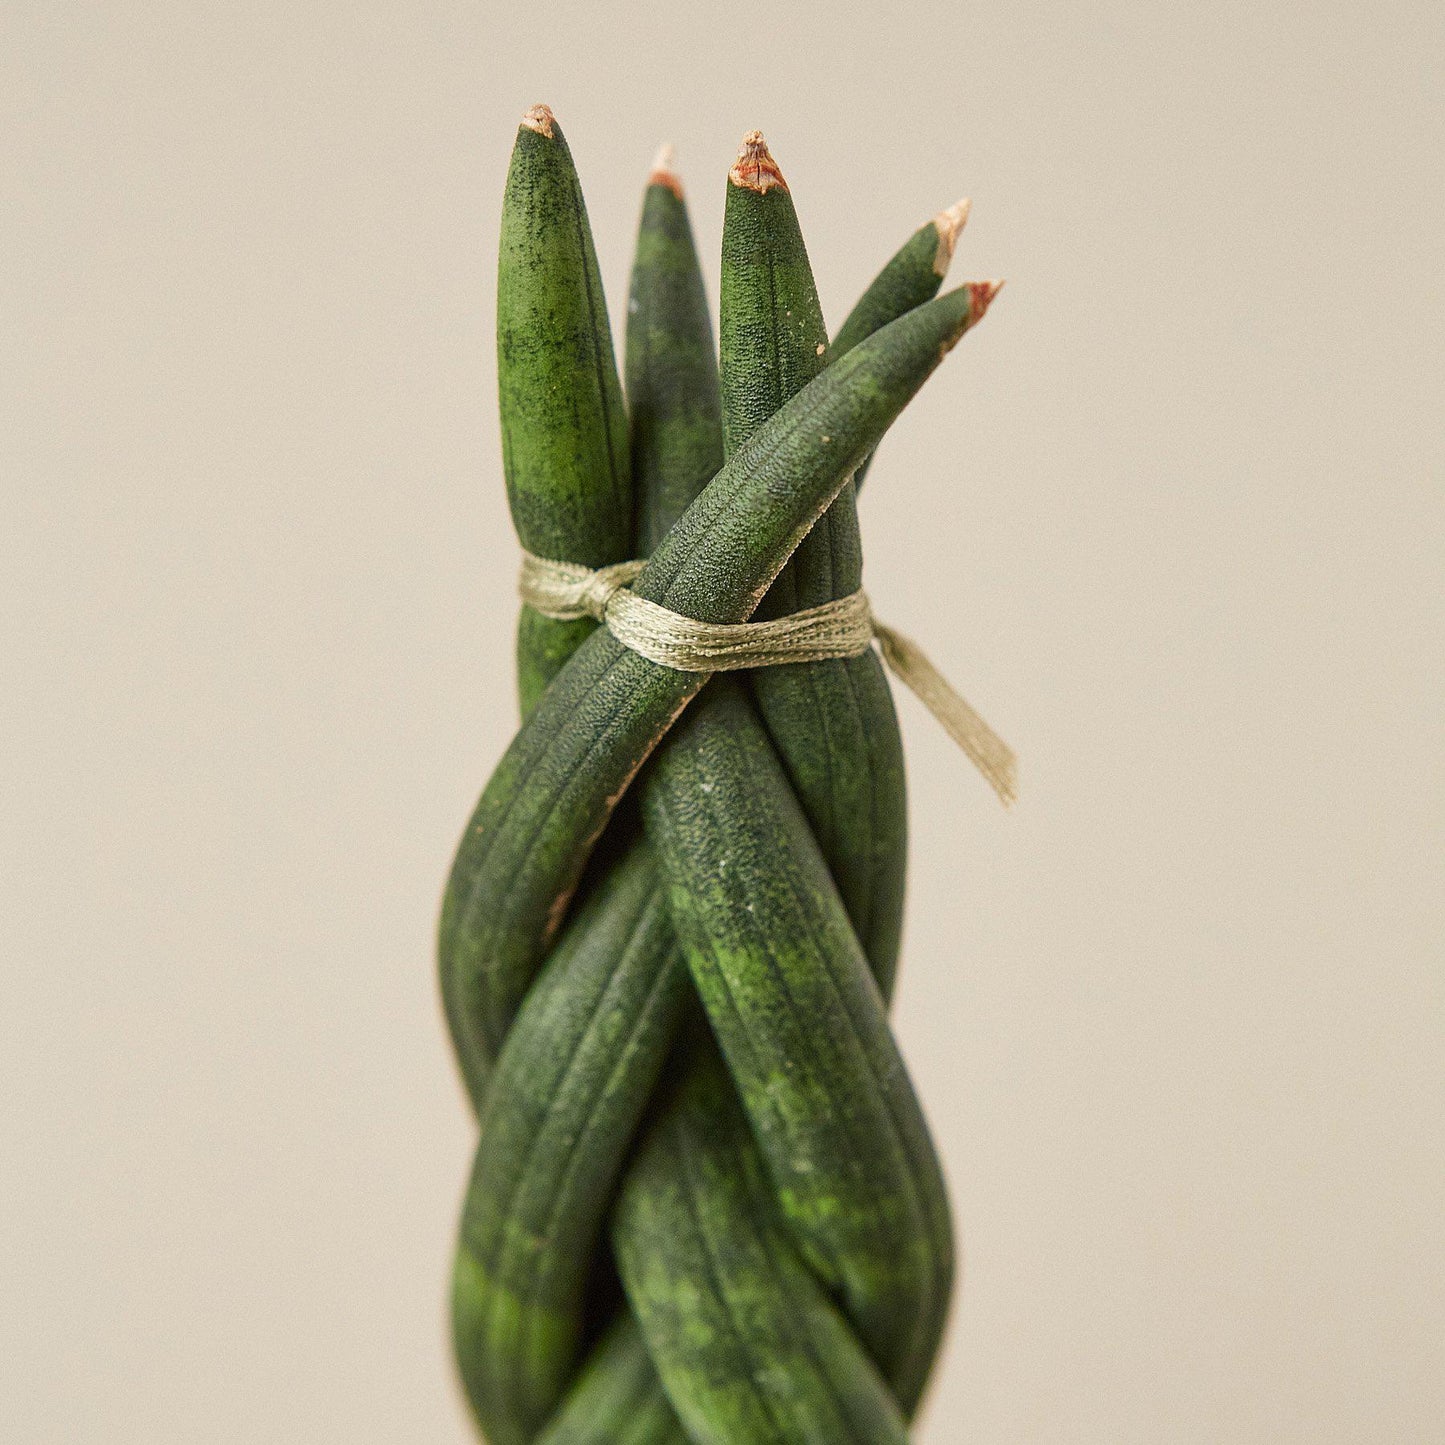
[519,550,1017,806]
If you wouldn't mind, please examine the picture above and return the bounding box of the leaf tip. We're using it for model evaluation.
[730,130,788,193]
[520,103,556,138]
[931,197,972,276]
[649,142,685,199]
[968,279,1005,324]
[937,279,1004,358]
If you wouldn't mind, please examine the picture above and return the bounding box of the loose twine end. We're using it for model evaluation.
[872,619,1016,806]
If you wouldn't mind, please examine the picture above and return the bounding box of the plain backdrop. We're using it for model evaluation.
[4,1,1442,1441]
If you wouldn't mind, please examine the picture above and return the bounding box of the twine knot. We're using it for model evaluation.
[519,553,648,622]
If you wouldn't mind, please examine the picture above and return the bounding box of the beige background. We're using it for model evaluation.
[4,1,1442,1440]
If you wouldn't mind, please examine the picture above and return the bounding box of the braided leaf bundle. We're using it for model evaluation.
[442,106,1000,1444]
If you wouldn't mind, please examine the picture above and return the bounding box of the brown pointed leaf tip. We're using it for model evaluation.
[968,279,1004,325]
[931,197,972,277]
[521,103,556,138]
[649,142,685,199]
[730,130,788,193]
[939,280,1004,359]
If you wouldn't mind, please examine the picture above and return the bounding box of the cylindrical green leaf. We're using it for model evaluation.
[718,132,828,456]
[497,104,632,714]
[641,678,953,1412]
[834,198,969,495]
[533,1311,691,1445]
[720,132,907,991]
[614,1044,911,1445]
[452,837,686,1444]
[833,199,969,360]
[628,146,724,553]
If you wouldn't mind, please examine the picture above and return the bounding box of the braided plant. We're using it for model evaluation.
[440,106,1001,1444]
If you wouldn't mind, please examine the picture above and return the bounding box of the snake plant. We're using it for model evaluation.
[441,105,999,1444]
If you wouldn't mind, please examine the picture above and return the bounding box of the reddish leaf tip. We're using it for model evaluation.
[649,143,684,199]
[968,279,1005,324]
[730,130,788,193]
